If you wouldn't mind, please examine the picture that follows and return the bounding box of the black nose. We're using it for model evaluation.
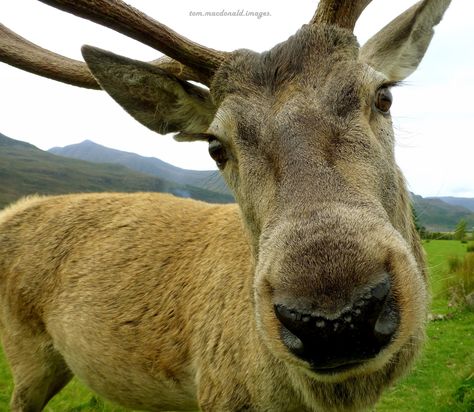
[274,277,399,373]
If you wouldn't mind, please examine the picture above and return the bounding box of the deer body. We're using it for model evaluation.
[0,190,424,411]
[0,1,451,411]
[0,193,308,411]
[0,194,242,410]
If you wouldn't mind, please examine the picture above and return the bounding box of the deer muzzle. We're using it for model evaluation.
[274,274,399,373]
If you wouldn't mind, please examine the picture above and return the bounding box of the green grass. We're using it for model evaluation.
[377,240,474,411]
[376,310,474,411]
[423,240,469,313]
[443,252,474,307]
[1,241,473,411]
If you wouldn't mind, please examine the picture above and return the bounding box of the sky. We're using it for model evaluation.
[0,0,473,198]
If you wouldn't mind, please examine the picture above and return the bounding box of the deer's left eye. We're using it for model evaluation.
[208,138,228,169]
[374,87,393,114]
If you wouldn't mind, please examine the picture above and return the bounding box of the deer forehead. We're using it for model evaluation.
[210,25,388,143]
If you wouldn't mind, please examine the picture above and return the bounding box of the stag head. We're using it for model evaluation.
[0,0,451,407]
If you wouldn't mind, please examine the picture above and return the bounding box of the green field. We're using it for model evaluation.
[0,240,473,411]
[377,240,474,411]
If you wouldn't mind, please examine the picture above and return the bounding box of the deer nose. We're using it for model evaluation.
[274,277,399,373]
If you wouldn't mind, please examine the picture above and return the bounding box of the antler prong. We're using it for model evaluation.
[38,0,228,83]
[0,23,210,89]
[311,0,372,31]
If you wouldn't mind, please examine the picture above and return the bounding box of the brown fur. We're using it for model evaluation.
[0,191,424,411]
[0,1,451,411]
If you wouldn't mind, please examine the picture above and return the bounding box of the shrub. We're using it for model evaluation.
[447,256,462,273]
[467,242,474,253]
[455,219,467,241]
[424,232,454,240]
[444,253,474,309]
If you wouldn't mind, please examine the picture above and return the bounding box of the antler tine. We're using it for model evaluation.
[38,0,228,83]
[0,23,210,88]
[0,23,99,89]
[311,0,372,31]
[149,57,211,84]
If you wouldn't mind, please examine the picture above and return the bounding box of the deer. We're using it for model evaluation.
[0,0,451,411]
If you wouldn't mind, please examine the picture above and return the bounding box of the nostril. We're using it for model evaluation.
[374,292,400,340]
[274,304,309,335]
[375,313,398,337]
[274,304,308,356]
[372,277,391,300]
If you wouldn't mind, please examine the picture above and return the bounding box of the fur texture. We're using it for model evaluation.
[0,1,451,411]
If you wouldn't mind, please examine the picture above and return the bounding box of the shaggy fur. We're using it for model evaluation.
[0,1,450,411]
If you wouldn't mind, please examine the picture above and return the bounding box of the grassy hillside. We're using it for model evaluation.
[436,197,474,213]
[412,194,474,232]
[0,241,472,411]
[0,133,233,209]
[49,140,231,196]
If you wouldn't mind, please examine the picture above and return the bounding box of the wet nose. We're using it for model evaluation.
[274,276,399,372]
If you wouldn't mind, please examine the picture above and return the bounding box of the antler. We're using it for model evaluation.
[0,21,214,89]
[0,23,99,89]
[1,0,227,88]
[2,1,371,87]
[311,0,372,31]
[38,0,228,83]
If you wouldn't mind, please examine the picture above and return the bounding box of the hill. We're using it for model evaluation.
[412,194,474,232]
[4,134,474,232]
[49,140,230,196]
[0,133,233,210]
[433,196,474,212]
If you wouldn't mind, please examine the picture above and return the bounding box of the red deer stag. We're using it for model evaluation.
[0,0,451,411]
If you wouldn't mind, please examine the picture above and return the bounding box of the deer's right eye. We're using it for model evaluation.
[374,86,393,114]
[208,138,228,169]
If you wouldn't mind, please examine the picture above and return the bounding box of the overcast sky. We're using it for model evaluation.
[0,0,472,197]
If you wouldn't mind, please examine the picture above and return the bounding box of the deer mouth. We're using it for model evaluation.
[311,361,363,374]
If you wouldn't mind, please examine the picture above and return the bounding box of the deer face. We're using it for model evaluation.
[77,0,449,385]
[204,24,427,380]
[210,25,399,241]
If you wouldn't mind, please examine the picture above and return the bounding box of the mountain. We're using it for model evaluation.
[0,133,233,210]
[412,194,474,232]
[49,140,230,196]
[4,134,473,232]
[432,197,474,213]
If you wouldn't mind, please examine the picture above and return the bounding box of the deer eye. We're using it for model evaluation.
[208,138,228,169]
[374,86,393,114]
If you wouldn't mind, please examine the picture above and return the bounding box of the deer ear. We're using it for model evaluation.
[359,0,451,81]
[81,45,216,138]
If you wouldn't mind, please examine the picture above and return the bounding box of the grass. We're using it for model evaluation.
[423,239,469,313]
[1,240,473,411]
[376,310,474,411]
[443,252,474,307]
[376,240,474,411]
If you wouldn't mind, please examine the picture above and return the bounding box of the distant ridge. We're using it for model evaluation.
[0,133,234,210]
[431,196,474,213]
[411,194,474,232]
[49,140,231,196]
[0,132,36,149]
[3,134,473,232]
